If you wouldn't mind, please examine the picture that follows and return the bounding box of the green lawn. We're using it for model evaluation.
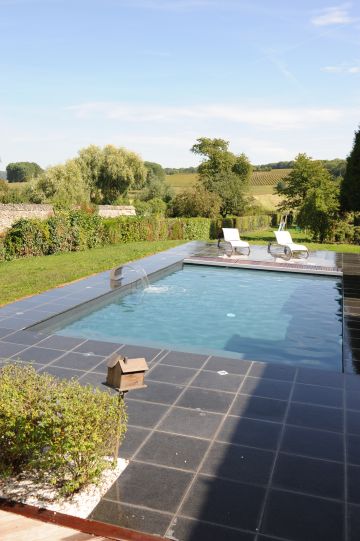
[241,228,360,253]
[0,240,183,306]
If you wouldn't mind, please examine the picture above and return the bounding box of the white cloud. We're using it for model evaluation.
[66,102,345,130]
[311,4,356,26]
[321,64,360,73]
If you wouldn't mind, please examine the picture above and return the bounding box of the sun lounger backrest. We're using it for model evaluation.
[275,231,293,245]
[222,228,241,242]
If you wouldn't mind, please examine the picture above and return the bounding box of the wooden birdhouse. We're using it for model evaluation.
[106,354,148,392]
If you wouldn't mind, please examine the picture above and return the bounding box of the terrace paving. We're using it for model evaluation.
[1,242,360,540]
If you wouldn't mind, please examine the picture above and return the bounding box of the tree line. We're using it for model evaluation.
[1,127,359,244]
[276,127,360,242]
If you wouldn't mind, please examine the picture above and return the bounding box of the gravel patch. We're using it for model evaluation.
[0,458,128,518]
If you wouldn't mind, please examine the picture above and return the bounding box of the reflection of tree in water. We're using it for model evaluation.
[224,278,343,371]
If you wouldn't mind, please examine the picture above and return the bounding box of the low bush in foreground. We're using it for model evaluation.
[0,364,127,495]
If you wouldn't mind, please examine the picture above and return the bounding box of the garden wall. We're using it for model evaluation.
[0,204,54,233]
[97,205,136,217]
[0,204,137,233]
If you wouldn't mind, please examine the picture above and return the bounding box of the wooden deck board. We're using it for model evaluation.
[0,510,109,541]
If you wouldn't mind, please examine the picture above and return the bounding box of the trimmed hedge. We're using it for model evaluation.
[0,364,127,495]
[0,211,278,261]
[1,213,214,260]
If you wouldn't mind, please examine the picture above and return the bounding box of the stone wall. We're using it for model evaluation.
[97,205,136,218]
[0,204,54,233]
[0,204,137,233]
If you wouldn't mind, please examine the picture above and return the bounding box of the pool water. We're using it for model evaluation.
[58,265,343,371]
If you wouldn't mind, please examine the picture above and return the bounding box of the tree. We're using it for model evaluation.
[191,137,251,216]
[297,176,340,242]
[142,161,174,202]
[171,185,221,218]
[6,162,43,183]
[76,145,104,202]
[340,127,360,211]
[276,153,334,210]
[34,160,90,207]
[74,144,148,204]
[95,145,147,203]
[144,161,166,183]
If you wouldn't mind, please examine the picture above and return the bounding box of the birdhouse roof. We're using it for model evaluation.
[119,357,149,373]
[107,353,121,368]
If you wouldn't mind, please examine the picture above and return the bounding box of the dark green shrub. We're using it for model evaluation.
[0,364,127,495]
[4,219,51,259]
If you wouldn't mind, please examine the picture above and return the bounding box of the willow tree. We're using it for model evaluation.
[76,144,147,204]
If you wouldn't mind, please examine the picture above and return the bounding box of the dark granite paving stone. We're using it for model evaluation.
[158,407,223,439]
[39,303,69,313]
[147,364,197,386]
[90,500,171,537]
[287,402,343,433]
[118,427,151,459]
[177,387,234,413]
[168,517,255,541]
[204,356,252,375]
[241,376,292,401]
[126,399,168,428]
[348,465,360,504]
[160,350,208,369]
[349,504,360,541]
[120,344,162,362]
[74,339,122,356]
[40,365,84,380]
[273,453,344,500]
[0,328,14,339]
[281,425,344,462]
[347,390,360,411]
[348,434,360,465]
[77,371,108,389]
[12,346,64,364]
[292,383,343,409]
[1,330,47,346]
[230,394,287,423]
[190,370,243,393]
[248,362,296,382]
[349,356,360,371]
[201,442,274,486]
[38,335,85,350]
[261,489,344,541]
[136,431,209,470]
[105,462,192,512]
[347,410,360,435]
[217,416,282,450]
[0,341,26,358]
[52,351,104,371]
[130,381,184,405]
[296,368,344,388]
[345,318,360,331]
[0,317,32,330]
[346,375,360,391]
[180,475,265,531]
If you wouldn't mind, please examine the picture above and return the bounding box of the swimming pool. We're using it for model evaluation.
[54,264,343,371]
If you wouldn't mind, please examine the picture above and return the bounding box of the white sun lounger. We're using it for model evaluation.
[222,228,250,255]
[273,230,309,258]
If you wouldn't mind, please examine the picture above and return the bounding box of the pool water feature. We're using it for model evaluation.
[57,265,343,371]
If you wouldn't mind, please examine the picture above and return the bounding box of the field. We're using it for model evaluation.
[165,169,289,210]
[250,169,291,185]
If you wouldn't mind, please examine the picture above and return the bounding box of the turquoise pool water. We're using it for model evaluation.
[58,265,343,370]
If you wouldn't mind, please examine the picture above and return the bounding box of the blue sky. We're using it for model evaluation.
[1,0,360,168]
